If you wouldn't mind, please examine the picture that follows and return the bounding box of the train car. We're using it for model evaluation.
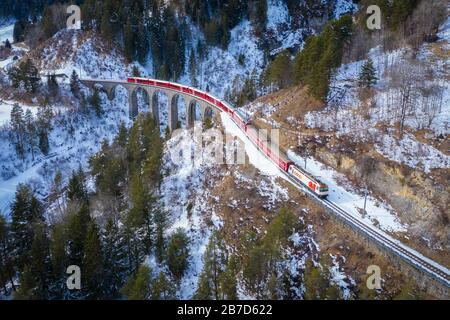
[155,80,169,88]
[168,83,181,91]
[288,165,329,198]
[231,111,247,130]
[182,87,194,95]
[245,126,292,172]
[216,100,232,114]
[127,77,137,83]
[205,94,216,105]
[193,90,206,100]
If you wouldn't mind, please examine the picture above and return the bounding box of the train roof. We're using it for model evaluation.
[292,165,327,186]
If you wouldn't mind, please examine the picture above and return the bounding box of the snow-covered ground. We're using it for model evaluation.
[266,0,308,55]
[35,30,149,83]
[287,150,407,233]
[221,112,282,177]
[0,24,13,44]
[0,23,17,70]
[305,11,450,173]
[221,106,406,232]
[146,124,223,298]
[333,0,358,18]
[0,101,39,126]
[0,87,131,215]
[0,28,154,216]
[178,0,316,99]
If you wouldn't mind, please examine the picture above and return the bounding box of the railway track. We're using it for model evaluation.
[280,163,450,288]
[239,118,450,288]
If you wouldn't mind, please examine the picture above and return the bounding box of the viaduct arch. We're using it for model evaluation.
[80,79,219,132]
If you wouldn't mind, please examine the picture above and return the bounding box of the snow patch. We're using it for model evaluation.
[287,150,407,233]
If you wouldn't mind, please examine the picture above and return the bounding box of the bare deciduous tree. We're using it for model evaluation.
[386,59,424,136]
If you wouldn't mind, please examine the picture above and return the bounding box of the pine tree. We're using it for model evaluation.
[167,229,190,281]
[121,265,152,300]
[38,130,49,155]
[218,256,238,300]
[242,244,267,297]
[136,20,149,64]
[24,109,37,161]
[248,0,268,38]
[132,66,140,77]
[7,64,22,89]
[14,265,36,299]
[49,222,68,299]
[358,58,378,89]
[303,259,329,300]
[23,59,40,93]
[36,104,53,155]
[0,215,16,295]
[8,58,40,92]
[195,272,213,300]
[28,222,51,299]
[47,74,58,96]
[70,70,80,95]
[189,49,197,87]
[114,122,128,147]
[264,50,293,89]
[83,221,105,299]
[266,272,282,299]
[124,18,134,63]
[13,20,25,42]
[66,204,91,269]
[195,230,228,299]
[294,15,353,101]
[152,272,175,300]
[103,218,127,298]
[41,5,57,39]
[10,103,26,159]
[5,38,12,49]
[67,169,88,204]
[36,104,53,134]
[123,174,153,274]
[10,184,44,270]
[90,89,102,117]
[154,209,167,264]
[100,11,113,45]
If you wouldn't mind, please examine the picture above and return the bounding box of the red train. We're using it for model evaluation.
[127,77,329,198]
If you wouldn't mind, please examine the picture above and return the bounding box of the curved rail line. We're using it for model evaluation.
[244,122,450,288]
[83,77,450,288]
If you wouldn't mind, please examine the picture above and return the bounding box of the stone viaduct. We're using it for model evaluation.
[80,78,219,132]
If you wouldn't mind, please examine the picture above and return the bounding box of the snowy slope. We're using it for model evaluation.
[333,0,357,18]
[287,150,407,233]
[0,101,38,126]
[0,28,156,216]
[0,88,131,215]
[305,12,450,173]
[34,30,149,82]
[178,0,321,99]
[0,23,13,44]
